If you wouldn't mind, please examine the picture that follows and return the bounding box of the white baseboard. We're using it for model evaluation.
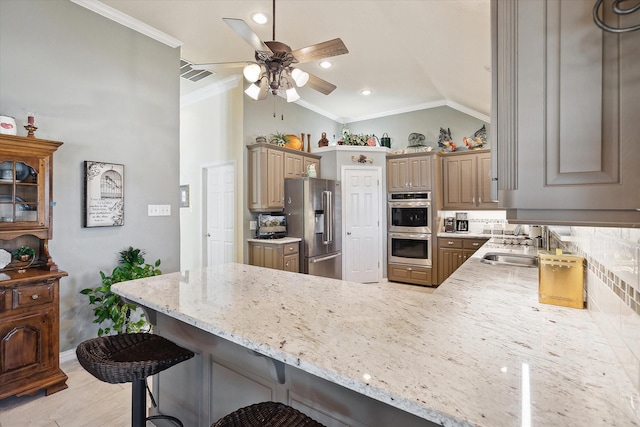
[60,348,77,364]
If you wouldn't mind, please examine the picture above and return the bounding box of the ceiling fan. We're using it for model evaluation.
[192,0,349,102]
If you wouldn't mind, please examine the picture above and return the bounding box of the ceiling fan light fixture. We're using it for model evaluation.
[251,12,268,25]
[291,68,309,87]
[286,84,300,102]
[244,83,261,100]
[243,63,262,82]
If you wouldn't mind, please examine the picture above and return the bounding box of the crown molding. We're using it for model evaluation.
[180,75,241,108]
[70,0,182,48]
[445,100,491,123]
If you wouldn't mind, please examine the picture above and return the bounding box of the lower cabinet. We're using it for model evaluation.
[0,276,68,399]
[387,264,433,286]
[437,237,487,284]
[248,240,300,273]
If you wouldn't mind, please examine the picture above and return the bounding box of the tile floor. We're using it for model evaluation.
[0,358,144,427]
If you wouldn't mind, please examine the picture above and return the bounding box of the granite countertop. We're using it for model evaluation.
[112,245,639,427]
[246,237,302,244]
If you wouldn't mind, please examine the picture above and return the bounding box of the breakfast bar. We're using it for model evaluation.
[112,245,639,427]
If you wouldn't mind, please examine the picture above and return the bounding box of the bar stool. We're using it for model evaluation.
[212,401,325,427]
[76,333,194,427]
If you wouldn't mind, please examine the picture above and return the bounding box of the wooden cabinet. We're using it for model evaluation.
[442,150,498,210]
[0,135,67,399]
[492,0,640,226]
[303,156,320,178]
[387,154,433,192]
[284,152,303,178]
[437,237,487,284]
[247,144,321,212]
[248,240,300,273]
[387,263,433,286]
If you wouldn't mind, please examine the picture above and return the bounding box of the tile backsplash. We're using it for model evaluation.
[558,226,640,391]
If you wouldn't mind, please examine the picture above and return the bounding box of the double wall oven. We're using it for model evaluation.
[387,192,432,267]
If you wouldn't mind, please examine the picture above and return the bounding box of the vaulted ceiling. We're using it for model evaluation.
[91,0,492,123]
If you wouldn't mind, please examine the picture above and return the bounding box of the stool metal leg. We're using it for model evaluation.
[132,379,146,427]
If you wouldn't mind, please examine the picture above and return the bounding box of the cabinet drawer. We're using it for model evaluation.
[439,238,462,249]
[463,239,487,250]
[12,282,54,309]
[388,264,432,286]
[283,243,299,255]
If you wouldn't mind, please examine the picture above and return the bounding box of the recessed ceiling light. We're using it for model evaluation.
[251,12,268,24]
[319,61,333,69]
[361,89,372,96]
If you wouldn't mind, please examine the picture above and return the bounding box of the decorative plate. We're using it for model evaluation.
[0,249,11,269]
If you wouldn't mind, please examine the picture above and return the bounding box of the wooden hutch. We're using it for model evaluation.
[0,134,67,399]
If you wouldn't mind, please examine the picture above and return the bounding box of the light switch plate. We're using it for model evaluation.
[148,204,171,216]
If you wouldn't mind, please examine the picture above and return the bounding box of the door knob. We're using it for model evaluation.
[207,233,211,237]
[346,232,351,235]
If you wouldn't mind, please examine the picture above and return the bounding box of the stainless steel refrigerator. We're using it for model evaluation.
[284,178,342,279]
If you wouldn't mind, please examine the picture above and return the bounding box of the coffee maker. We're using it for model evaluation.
[455,212,469,232]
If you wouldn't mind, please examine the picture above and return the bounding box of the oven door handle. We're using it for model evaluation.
[389,233,430,239]
[388,201,430,208]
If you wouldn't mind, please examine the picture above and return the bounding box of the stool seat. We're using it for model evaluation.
[76,333,194,384]
[76,333,194,427]
[212,401,325,427]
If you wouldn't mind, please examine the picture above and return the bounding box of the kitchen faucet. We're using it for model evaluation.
[541,225,551,250]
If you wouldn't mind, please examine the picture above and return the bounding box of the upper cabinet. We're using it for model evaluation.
[0,135,60,242]
[247,143,321,212]
[387,154,433,192]
[492,0,640,226]
[442,150,498,210]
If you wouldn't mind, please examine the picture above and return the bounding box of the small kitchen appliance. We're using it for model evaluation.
[538,250,584,309]
[256,214,287,239]
[455,212,469,232]
[444,217,455,233]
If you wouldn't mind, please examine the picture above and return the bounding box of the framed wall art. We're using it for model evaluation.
[83,161,124,227]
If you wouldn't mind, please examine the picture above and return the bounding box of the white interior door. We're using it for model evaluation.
[343,167,382,283]
[205,162,236,267]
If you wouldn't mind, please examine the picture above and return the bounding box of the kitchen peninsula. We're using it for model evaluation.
[112,246,638,427]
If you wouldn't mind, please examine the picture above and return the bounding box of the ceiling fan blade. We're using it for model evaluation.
[191,61,252,71]
[292,38,349,64]
[265,40,292,53]
[306,73,337,95]
[223,18,271,52]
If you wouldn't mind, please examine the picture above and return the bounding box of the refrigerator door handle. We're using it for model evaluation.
[323,190,333,244]
[311,253,341,263]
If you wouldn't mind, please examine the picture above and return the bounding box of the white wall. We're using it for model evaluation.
[0,1,180,351]
[179,79,244,271]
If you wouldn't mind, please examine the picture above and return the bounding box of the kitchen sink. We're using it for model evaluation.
[480,252,538,268]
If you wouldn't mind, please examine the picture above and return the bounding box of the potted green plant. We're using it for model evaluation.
[80,247,162,336]
[13,245,35,262]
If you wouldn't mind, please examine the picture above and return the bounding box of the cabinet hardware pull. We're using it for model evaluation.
[32,294,39,300]
[448,241,454,245]
[473,243,479,246]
